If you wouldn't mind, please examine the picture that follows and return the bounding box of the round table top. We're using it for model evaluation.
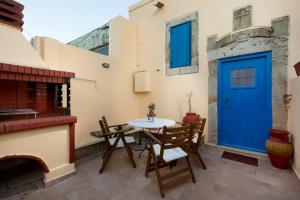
[128,118,175,129]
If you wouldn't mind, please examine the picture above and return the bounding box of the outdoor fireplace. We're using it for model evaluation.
[0,0,77,189]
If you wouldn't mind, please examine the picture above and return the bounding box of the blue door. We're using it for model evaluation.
[218,52,272,153]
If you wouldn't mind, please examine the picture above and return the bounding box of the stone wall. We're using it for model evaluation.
[207,16,289,145]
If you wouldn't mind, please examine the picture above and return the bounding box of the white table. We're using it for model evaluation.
[128,118,176,157]
[128,118,175,129]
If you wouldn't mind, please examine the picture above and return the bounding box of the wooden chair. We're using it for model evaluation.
[145,125,196,198]
[177,116,207,169]
[97,116,136,173]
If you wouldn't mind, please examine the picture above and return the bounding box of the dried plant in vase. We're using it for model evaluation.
[187,90,193,113]
[183,90,198,124]
[147,103,156,121]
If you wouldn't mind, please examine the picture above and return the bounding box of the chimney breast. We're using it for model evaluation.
[0,0,24,31]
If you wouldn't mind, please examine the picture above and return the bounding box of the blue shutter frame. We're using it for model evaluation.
[170,21,192,68]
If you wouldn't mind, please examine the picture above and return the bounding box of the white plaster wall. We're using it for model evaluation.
[290,77,300,179]
[0,125,75,183]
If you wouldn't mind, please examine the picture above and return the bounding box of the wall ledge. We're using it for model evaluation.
[0,116,77,134]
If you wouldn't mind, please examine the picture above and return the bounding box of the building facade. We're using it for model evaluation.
[68,24,109,55]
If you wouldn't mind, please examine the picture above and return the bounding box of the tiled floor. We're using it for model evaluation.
[2,145,300,200]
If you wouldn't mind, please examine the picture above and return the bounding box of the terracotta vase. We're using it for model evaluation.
[294,62,300,76]
[265,129,293,169]
[183,112,198,124]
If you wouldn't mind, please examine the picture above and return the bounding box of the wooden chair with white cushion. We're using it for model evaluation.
[177,116,207,169]
[191,117,207,169]
[101,116,136,148]
[98,116,136,173]
[145,124,196,198]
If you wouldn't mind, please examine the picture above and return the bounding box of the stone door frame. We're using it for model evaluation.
[206,16,289,145]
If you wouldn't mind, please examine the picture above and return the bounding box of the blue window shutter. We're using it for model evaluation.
[170,21,192,68]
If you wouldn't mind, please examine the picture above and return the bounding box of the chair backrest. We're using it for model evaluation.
[194,116,206,144]
[158,125,194,161]
[99,116,110,134]
[194,116,206,131]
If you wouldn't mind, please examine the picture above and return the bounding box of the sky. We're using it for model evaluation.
[18,0,140,43]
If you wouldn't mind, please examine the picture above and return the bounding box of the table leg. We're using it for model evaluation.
[129,128,161,158]
[138,131,142,145]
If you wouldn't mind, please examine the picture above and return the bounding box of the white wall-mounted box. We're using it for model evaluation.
[134,71,151,93]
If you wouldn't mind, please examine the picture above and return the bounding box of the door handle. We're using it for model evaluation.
[223,97,231,108]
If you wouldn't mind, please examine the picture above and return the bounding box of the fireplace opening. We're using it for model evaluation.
[0,79,70,122]
[0,156,47,198]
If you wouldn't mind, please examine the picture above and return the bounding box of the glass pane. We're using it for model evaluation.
[231,68,255,88]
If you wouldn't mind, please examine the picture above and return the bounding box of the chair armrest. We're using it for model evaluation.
[113,125,135,132]
[112,127,134,135]
[90,131,115,138]
[145,132,163,145]
[176,122,186,126]
[108,123,128,128]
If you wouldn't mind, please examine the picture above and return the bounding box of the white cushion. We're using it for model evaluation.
[153,144,187,162]
[109,136,135,148]
[192,133,199,143]
[192,133,205,144]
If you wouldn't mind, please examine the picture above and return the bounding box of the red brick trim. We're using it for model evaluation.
[1,116,77,134]
[0,1,24,16]
[0,155,50,173]
[0,123,4,133]
[69,123,75,163]
[0,10,23,25]
[0,63,75,83]
[1,0,24,10]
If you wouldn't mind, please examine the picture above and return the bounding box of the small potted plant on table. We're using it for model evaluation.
[147,103,156,122]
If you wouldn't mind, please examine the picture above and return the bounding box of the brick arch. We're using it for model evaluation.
[0,155,50,173]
